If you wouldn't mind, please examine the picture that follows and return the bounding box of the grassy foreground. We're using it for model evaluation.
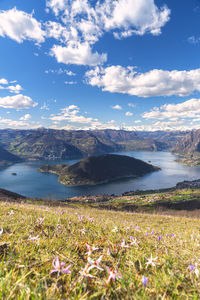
[1,200,200,299]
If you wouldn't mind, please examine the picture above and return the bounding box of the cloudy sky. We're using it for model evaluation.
[0,0,200,131]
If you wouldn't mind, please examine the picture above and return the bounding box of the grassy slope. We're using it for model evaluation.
[1,191,200,299]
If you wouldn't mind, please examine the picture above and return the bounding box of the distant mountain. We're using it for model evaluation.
[0,146,21,166]
[171,130,200,165]
[172,130,200,154]
[0,129,188,161]
[38,153,160,186]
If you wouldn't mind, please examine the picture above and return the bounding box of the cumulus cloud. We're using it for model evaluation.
[49,105,119,130]
[125,111,133,116]
[0,94,38,109]
[86,66,200,97]
[0,78,8,85]
[0,117,41,129]
[46,0,170,40]
[20,113,31,121]
[45,0,170,66]
[99,0,170,37]
[7,84,23,94]
[0,8,45,43]
[50,42,107,66]
[0,83,23,94]
[46,0,67,16]
[51,119,119,131]
[112,105,122,110]
[50,105,94,124]
[142,98,200,120]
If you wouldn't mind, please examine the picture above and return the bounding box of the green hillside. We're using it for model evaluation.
[38,154,160,186]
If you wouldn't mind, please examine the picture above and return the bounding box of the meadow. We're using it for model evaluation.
[0,197,200,299]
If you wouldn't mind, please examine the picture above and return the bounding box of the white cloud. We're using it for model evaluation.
[0,78,8,85]
[112,105,122,110]
[46,0,67,16]
[0,94,38,109]
[99,0,170,38]
[0,8,45,43]
[143,98,200,120]
[125,111,133,116]
[45,68,76,76]
[40,102,49,110]
[51,42,107,66]
[50,105,95,124]
[51,119,120,131]
[86,66,200,97]
[188,36,200,45]
[20,113,31,121]
[7,84,23,94]
[0,83,23,94]
[135,120,141,123]
[128,103,135,108]
[65,81,77,85]
[0,117,41,129]
[46,0,170,41]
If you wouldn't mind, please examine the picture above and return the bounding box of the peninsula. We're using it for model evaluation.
[38,154,160,186]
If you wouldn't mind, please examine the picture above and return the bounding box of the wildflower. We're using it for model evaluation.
[28,235,40,242]
[36,217,45,226]
[145,254,159,267]
[88,255,104,271]
[189,263,199,278]
[78,215,84,222]
[0,228,3,235]
[141,276,148,286]
[120,239,129,248]
[80,227,86,235]
[158,235,162,242]
[50,256,71,275]
[86,243,99,256]
[106,267,122,285]
[107,248,111,255]
[88,217,94,223]
[130,236,140,247]
[79,264,95,278]
[112,226,118,233]
[8,210,14,215]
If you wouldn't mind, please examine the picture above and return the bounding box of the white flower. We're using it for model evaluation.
[145,254,159,267]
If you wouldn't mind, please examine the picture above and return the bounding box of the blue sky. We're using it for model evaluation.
[0,0,200,131]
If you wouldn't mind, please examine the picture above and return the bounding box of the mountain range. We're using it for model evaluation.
[0,128,190,164]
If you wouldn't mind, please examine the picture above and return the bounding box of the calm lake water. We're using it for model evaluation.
[1,151,200,199]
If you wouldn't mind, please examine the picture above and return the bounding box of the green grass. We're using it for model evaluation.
[1,199,200,299]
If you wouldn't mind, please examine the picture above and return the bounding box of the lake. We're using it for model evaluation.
[1,151,200,199]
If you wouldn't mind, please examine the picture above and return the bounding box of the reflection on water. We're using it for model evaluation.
[0,151,200,199]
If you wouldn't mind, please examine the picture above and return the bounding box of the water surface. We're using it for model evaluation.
[0,151,200,199]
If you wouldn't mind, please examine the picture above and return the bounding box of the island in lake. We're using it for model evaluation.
[38,154,160,186]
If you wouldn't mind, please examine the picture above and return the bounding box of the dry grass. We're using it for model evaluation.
[0,199,200,299]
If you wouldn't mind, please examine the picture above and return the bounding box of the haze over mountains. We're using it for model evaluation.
[0,129,189,164]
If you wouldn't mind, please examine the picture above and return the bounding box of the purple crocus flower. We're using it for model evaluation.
[158,235,162,242]
[189,264,194,271]
[142,276,148,286]
[50,256,71,275]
